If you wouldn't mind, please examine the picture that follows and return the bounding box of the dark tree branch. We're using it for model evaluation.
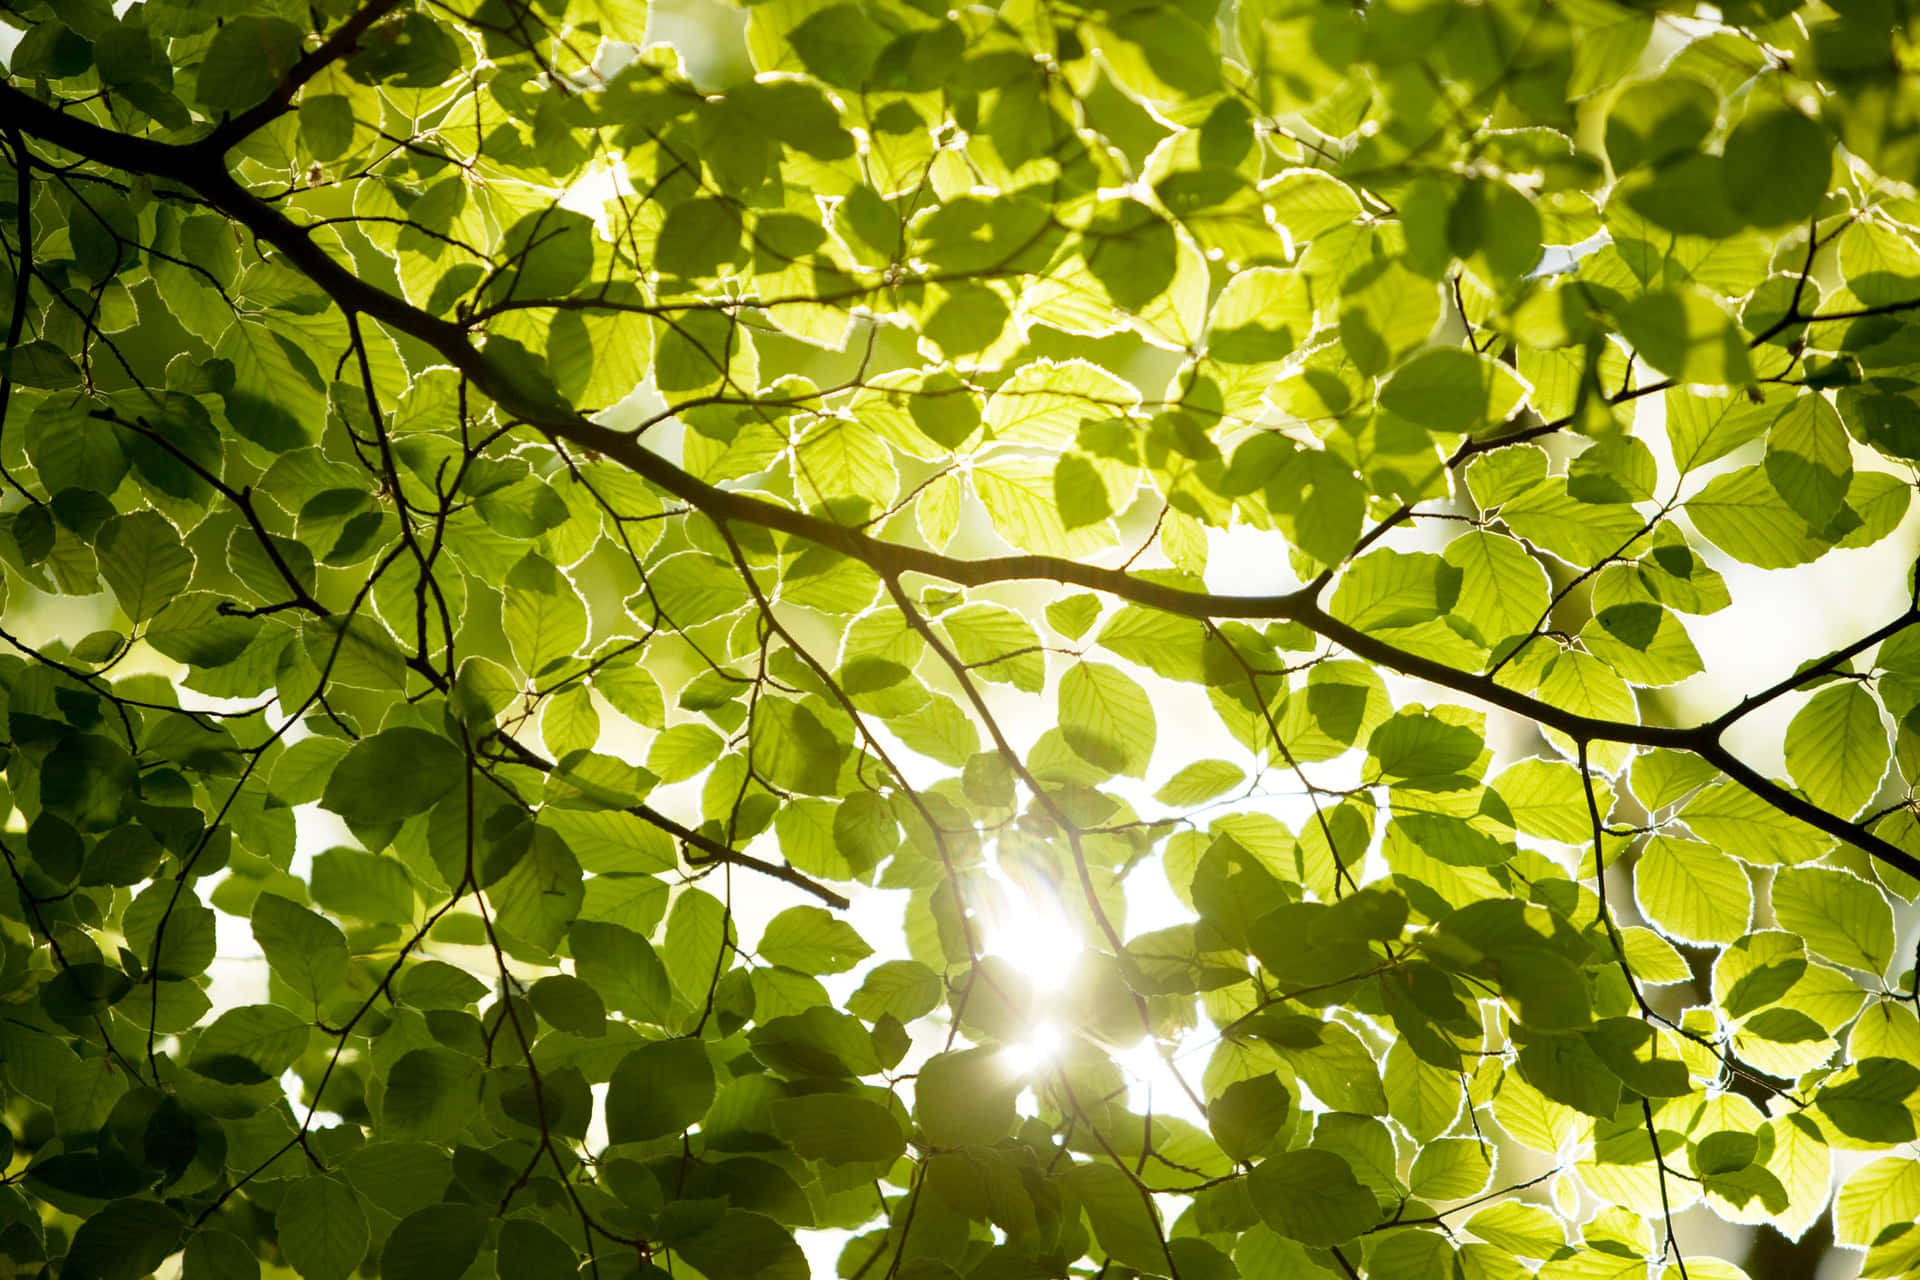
[8,80,1916,885]
[0,124,42,503]
[635,801,850,911]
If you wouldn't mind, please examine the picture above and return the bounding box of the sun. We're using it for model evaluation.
[981,880,1083,996]
[999,1020,1065,1076]
[976,873,1083,1079]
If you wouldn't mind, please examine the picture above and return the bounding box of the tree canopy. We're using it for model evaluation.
[5,0,1920,1277]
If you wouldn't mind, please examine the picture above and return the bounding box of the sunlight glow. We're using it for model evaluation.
[982,887,1083,995]
[999,1021,1065,1077]
[1113,1038,1209,1126]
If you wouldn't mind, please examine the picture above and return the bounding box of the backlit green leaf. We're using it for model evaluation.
[1784,684,1889,819]
[608,1039,715,1142]
[1247,1149,1379,1245]
[1633,837,1752,945]
[1059,661,1156,777]
[1771,866,1895,975]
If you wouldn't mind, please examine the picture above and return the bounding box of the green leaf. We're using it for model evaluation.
[1620,926,1692,985]
[380,1203,486,1280]
[1685,465,1827,569]
[1378,348,1529,434]
[758,906,872,974]
[1667,388,1778,474]
[400,962,486,1011]
[1097,606,1209,683]
[749,1006,878,1078]
[1059,661,1156,777]
[670,1210,806,1280]
[1367,1231,1457,1280]
[753,698,844,795]
[251,893,348,1008]
[847,960,943,1023]
[915,1049,1021,1148]
[570,919,670,1021]
[96,512,194,622]
[1723,110,1832,228]
[542,809,674,874]
[795,415,897,511]
[276,1176,368,1280]
[496,1221,577,1280]
[1836,1157,1920,1246]
[1620,152,1743,239]
[786,4,889,84]
[595,664,665,728]
[1271,448,1366,566]
[1770,866,1895,975]
[65,1199,183,1280]
[40,733,138,831]
[1765,394,1853,526]
[1367,712,1482,780]
[299,94,356,160]
[1784,683,1889,818]
[1238,0,1359,113]
[1486,756,1610,844]
[489,824,582,951]
[1265,1016,1389,1113]
[1206,1073,1291,1162]
[1450,177,1544,283]
[1817,1058,1920,1143]
[312,847,416,925]
[1107,6,1221,97]
[1515,1034,1619,1120]
[608,1039,716,1142]
[1063,1161,1170,1274]
[649,723,724,783]
[1445,529,1550,649]
[215,320,322,449]
[1499,949,1592,1030]
[382,1049,484,1142]
[1714,931,1808,1021]
[190,1004,311,1082]
[530,974,605,1035]
[182,1231,260,1280]
[973,454,1116,557]
[1082,201,1179,312]
[1497,478,1647,567]
[320,728,466,827]
[270,736,349,807]
[1569,436,1658,505]
[1207,267,1313,364]
[1408,1138,1492,1200]
[27,398,127,493]
[504,553,589,676]
[495,210,595,301]
[770,1092,906,1165]
[1247,1148,1379,1245]
[196,17,303,114]
[3,341,82,389]
[1329,550,1462,632]
[657,198,745,277]
[1605,77,1718,174]
[1616,287,1752,386]
[1633,836,1752,945]
[942,603,1045,693]
[663,888,734,1007]
[1156,760,1246,806]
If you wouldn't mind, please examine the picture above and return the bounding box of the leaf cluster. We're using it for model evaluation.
[4,0,1920,1278]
